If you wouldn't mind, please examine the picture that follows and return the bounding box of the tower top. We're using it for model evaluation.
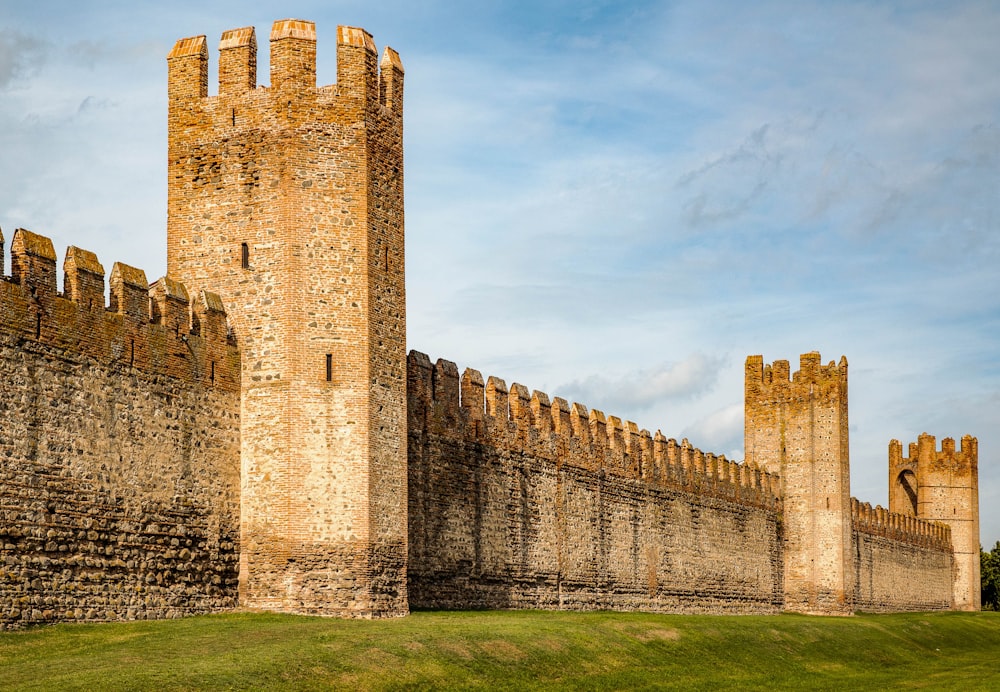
[167,19,402,106]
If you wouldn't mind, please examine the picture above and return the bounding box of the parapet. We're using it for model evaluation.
[889,433,978,474]
[746,351,847,403]
[408,350,782,511]
[0,227,238,390]
[851,498,952,552]
[167,19,403,122]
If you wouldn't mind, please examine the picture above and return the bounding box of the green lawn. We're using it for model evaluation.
[1,610,998,690]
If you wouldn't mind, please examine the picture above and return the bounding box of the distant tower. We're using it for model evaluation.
[745,352,852,614]
[889,434,980,610]
[166,20,407,617]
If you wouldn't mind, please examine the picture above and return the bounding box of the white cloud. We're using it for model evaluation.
[681,403,744,460]
[0,30,46,89]
[557,353,724,413]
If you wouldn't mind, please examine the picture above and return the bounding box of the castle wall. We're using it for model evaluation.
[407,352,785,614]
[0,230,241,629]
[851,500,954,612]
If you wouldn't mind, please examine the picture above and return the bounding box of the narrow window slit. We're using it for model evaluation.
[325,354,333,382]
[35,313,41,339]
[210,361,216,384]
[241,242,249,269]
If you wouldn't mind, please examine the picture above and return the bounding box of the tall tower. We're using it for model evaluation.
[166,20,407,617]
[745,352,852,614]
[889,434,980,610]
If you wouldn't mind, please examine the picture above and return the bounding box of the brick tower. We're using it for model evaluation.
[166,20,407,617]
[745,352,852,614]
[889,434,980,610]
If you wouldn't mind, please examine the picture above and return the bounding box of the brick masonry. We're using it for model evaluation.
[166,21,407,617]
[0,19,981,627]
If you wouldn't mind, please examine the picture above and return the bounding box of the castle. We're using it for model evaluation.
[0,20,980,627]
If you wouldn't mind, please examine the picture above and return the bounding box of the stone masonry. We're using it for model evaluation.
[166,21,407,617]
[0,19,981,627]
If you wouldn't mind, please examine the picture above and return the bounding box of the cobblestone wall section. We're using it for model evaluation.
[850,498,954,612]
[0,228,241,629]
[407,351,785,613]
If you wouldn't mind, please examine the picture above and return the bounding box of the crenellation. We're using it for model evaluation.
[460,367,485,423]
[166,35,208,100]
[149,276,191,334]
[509,383,532,438]
[10,228,58,295]
[551,396,572,439]
[63,246,105,309]
[379,47,404,113]
[2,17,979,627]
[218,27,256,96]
[109,262,149,320]
[570,402,590,443]
[269,19,317,92]
[192,290,228,343]
[530,390,553,438]
[432,358,460,414]
[407,350,433,435]
[485,375,510,423]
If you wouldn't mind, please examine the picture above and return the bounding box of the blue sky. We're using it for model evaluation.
[2,1,998,547]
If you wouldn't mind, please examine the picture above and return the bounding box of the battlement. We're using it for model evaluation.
[746,351,848,402]
[851,498,952,551]
[167,19,403,126]
[0,227,238,390]
[889,433,978,472]
[409,350,781,510]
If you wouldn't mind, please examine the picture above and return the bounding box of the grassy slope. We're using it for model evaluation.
[1,611,999,690]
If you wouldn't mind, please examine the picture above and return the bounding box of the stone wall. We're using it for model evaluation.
[407,352,785,614]
[851,500,954,612]
[0,229,241,629]
[167,20,409,617]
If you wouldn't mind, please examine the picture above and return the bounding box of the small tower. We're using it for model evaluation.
[889,434,980,610]
[745,352,852,614]
[166,20,407,617]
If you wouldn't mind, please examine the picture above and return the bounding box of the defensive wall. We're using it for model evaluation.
[0,18,981,627]
[0,228,241,629]
[406,351,961,615]
[406,351,785,613]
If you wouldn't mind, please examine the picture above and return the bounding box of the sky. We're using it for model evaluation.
[1,1,998,547]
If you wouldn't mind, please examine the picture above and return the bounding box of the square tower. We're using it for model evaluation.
[889,434,980,610]
[166,20,407,617]
[745,352,853,614]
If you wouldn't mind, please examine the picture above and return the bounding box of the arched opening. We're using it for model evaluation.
[895,470,918,516]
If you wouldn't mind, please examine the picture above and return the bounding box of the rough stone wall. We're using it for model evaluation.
[166,21,407,617]
[889,434,980,610]
[0,229,241,629]
[407,352,785,614]
[745,353,854,614]
[851,500,954,612]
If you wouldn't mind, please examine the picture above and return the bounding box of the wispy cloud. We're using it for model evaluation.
[558,353,725,413]
[681,403,744,459]
[0,30,46,89]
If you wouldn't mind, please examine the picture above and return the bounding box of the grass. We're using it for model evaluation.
[1,610,999,690]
